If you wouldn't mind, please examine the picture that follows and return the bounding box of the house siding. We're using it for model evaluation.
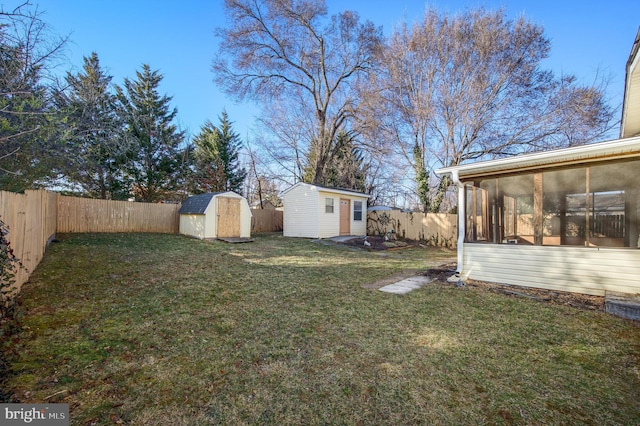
[463,244,640,296]
[283,185,319,238]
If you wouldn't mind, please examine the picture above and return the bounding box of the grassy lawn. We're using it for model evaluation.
[2,233,639,425]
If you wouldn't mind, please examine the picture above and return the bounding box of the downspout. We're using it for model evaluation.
[452,170,465,276]
[436,167,466,283]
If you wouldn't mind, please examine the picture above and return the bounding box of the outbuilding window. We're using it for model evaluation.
[354,201,363,221]
[464,158,640,248]
[325,198,334,213]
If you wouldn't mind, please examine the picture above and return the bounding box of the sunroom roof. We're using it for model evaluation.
[435,136,640,180]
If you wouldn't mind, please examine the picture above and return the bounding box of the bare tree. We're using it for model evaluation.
[213,0,383,185]
[362,8,616,212]
[256,97,315,182]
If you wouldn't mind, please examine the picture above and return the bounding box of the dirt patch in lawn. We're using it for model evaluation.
[420,265,605,312]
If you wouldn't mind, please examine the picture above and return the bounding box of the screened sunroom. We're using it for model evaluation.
[436,137,640,296]
[465,158,639,248]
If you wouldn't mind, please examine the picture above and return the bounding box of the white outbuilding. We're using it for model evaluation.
[282,183,370,238]
[179,192,252,239]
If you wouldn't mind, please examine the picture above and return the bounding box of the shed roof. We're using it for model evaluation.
[281,182,371,198]
[435,136,640,180]
[179,192,223,214]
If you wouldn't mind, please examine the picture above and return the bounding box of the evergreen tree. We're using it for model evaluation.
[116,64,186,202]
[192,111,246,194]
[303,131,368,192]
[325,132,367,192]
[60,52,126,199]
[0,6,66,191]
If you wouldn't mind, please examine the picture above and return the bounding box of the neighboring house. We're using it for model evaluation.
[282,183,370,238]
[179,192,252,239]
[435,28,640,296]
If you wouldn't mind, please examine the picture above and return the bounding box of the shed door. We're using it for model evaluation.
[340,198,351,235]
[217,197,241,238]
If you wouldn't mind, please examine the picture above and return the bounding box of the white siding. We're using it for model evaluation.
[238,194,252,238]
[463,244,640,296]
[283,183,369,238]
[317,191,339,238]
[316,192,368,238]
[179,214,206,239]
[283,185,319,238]
[204,200,217,238]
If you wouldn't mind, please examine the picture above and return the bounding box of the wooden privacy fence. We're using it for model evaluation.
[367,210,457,248]
[1,190,286,298]
[1,190,57,298]
[57,195,180,233]
[251,209,283,233]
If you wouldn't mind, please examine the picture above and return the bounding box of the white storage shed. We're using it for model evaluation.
[179,192,252,239]
[282,183,370,238]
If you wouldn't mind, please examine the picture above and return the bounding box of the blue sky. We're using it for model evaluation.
[24,0,640,140]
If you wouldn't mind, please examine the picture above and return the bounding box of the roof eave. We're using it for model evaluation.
[281,182,371,198]
[435,136,640,180]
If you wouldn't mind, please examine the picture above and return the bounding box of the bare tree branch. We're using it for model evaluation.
[360,8,616,212]
[214,0,383,185]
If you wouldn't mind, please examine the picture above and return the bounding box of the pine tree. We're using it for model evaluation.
[325,132,368,192]
[304,131,368,192]
[192,111,246,194]
[60,52,126,199]
[116,64,186,202]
